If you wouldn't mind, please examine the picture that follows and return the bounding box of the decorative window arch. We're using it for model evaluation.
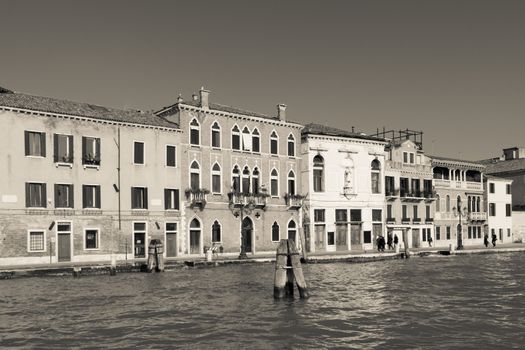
[211,163,221,194]
[287,219,297,243]
[270,130,279,155]
[231,125,241,150]
[190,160,200,190]
[242,166,251,194]
[371,159,381,194]
[271,221,280,242]
[446,195,451,212]
[242,127,252,151]
[252,128,260,153]
[252,167,260,194]
[287,170,296,195]
[211,121,221,148]
[211,220,221,243]
[232,165,241,192]
[313,155,324,192]
[287,133,295,157]
[270,168,279,197]
[189,217,202,255]
[189,118,200,146]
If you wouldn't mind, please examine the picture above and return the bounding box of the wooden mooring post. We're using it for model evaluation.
[146,239,165,272]
[274,239,309,299]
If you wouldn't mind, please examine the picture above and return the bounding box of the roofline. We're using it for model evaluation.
[0,105,181,132]
[303,131,389,145]
[430,157,485,170]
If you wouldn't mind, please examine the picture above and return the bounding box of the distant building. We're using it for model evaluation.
[155,88,304,257]
[301,123,388,253]
[485,175,513,244]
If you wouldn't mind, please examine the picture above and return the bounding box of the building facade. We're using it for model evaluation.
[0,88,183,266]
[384,139,435,248]
[431,156,486,249]
[300,124,388,253]
[155,88,304,257]
[485,176,513,244]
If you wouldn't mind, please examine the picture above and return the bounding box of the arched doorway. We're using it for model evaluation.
[288,220,297,245]
[241,217,253,253]
[189,218,201,254]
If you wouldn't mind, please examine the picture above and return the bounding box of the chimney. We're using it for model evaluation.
[277,104,286,121]
[176,94,183,103]
[192,93,198,101]
[199,87,210,109]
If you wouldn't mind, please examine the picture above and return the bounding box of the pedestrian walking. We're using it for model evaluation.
[393,234,399,249]
[387,233,393,250]
[428,235,433,247]
[484,233,489,248]
[491,232,497,247]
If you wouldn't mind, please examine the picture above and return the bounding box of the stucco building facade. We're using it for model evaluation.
[485,176,513,244]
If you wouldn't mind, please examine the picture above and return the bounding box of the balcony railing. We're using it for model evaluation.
[82,156,101,166]
[469,212,487,221]
[433,179,483,191]
[412,218,421,223]
[385,189,399,198]
[423,191,436,200]
[400,190,424,201]
[401,217,411,224]
[185,188,209,209]
[425,217,434,223]
[228,192,267,209]
[284,193,305,209]
[386,217,396,224]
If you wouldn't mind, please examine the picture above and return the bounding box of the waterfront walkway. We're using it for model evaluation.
[2,243,525,279]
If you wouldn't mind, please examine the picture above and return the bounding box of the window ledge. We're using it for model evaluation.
[55,162,73,168]
[83,164,100,170]
[84,248,100,251]
[26,155,45,159]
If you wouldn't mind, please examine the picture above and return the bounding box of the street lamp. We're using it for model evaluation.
[453,196,469,250]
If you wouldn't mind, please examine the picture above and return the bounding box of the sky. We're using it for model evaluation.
[1,0,524,160]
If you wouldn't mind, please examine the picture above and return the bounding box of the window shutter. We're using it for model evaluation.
[24,131,30,156]
[25,183,30,207]
[68,136,74,162]
[54,184,59,208]
[144,188,148,209]
[42,184,47,208]
[95,138,101,161]
[53,134,58,162]
[41,132,46,157]
[95,186,101,208]
[131,188,136,209]
[82,137,86,164]
[164,189,169,210]
[82,185,87,208]
[174,189,180,210]
[69,185,74,208]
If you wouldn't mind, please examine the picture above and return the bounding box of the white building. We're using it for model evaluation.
[301,124,388,253]
[485,175,513,244]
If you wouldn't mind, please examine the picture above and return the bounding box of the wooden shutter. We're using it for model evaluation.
[82,185,87,208]
[25,183,30,207]
[174,189,179,210]
[69,185,74,208]
[131,188,136,209]
[164,189,169,210]
[95,186,101,208]
[95,138,101,162]
[24,131,30,156]
[82,137,86,164]
[42,183,47,208]
[54,184,59,208]
[41,132,46,157]
[144,188,148,209]
[53,134,58,162]
[68,136,74,162]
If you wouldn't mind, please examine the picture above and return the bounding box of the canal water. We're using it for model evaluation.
[1,253,524,349]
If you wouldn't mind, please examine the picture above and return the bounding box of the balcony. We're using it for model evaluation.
[284,193,305,209]
[423,191,436,201]
[412,218,422,224]
[185,188,209,209]
[433,179,483,191]
[469,212,487,222]
[425,217,434,223]
[386,217,396,224]
[401,217,411,224]
[466,181,483,191]
[82,156,101,168]
[400,190,424,202]
[385,189,399,200]
[228,192,267,209]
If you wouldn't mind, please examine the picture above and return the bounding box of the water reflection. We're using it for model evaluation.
[1,254,525,349]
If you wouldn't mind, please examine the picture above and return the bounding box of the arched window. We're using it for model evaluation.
[232,165,240,192]
[436,195,440,212]
[242,127,251,151]
[287,134,295,157]
[252,128,260,153]
[446,195,451,212]
[211,220,221,243]
[231,125,240,151]
[476,197,481,213]
[189,218,201,254]
[270,131,279,155]
[313,155,324,192]
[371,159,381,194]
[271,221,280,242]
[468,196,472,212]
[211,121,221,148]
[270,169,279,197]
[190,161,200,190]
[211,163,221,194]
[252,167,260,194]
[189,119,200,146]
[242,166,251,194]
[287,170,296,195]
[288,220,297,243]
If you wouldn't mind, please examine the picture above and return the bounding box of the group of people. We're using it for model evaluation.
[484,233,498,248]
[376,232,399,252]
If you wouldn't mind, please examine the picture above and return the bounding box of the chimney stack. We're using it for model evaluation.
[199,87,210,109]
[192,94,198,101]
[277,104,287,121]
[177,94,183,103]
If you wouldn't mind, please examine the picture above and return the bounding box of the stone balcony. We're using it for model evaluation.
[284,193,305,209]
[185,189,209,209]
[469,212,487,222]
[433,179,483,191]
[228,192,267,209]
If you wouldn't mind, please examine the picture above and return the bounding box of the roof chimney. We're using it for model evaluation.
[177,94,183,103]
[192,93,198,101]
[277,104,286,121]
[199,87,210,109]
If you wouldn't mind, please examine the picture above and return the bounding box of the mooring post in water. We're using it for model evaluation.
[274,239,309,299]
[110,254,117,276]
[147,239,164,273]
[155,241,165,272]
[73,267,81,278]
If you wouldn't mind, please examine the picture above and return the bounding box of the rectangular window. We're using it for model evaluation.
[446,226,451,240]
[190,128,199,145]
[272,223,280,242]
[468,226,472,239]
[270,138,278,155]
[410,153,415,164]
[402,205,408,219]
[82,136,100,165]
[350,209,362,222]
[413,205,418,219]
[166,145,176,167]
[242,133,252,151]
[232,133,240,150]
[506,204,511,217]
[271,177,278,197]
[134,142,145,164]
[426,205,431,219]
[252,135,260,153]
[131,187,148,209]
[55,184,74,208]
[436,226,441,240]
[335,209,347,222]
[327,231,335,245]
[53,134,73,163]
[164,189,180,210]
[371,173,380,194]
[387,205,392,219]
[287,140,295,157]
[212,129,221,148]
[314,209,325,223]
[82,185,101,209]
[506,184,511,195]
[489,183,495,193]
[489,203,496,216]
[25,131,46,157]
[28,230,45,252]
[212,173,221,194]
[372,209,382,222]
[403,152,408,163]
[85,229,99,249]
[508,228,511,237]
[385,176,395,194]
[363,230,372,244]
[499,228,503,241]
[25,183,47,208]
[400,177,409,196]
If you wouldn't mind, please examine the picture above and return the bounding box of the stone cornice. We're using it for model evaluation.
[306,134,388,147]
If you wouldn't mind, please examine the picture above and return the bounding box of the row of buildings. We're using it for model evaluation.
[0,86,517,266]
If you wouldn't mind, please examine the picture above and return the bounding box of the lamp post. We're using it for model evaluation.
[453,197,469,250]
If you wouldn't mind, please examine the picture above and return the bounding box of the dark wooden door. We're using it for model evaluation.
[190,230,200,254]
[315,225,324,251]
[134,233,146,258]
[166,233,177,257]
[242,217,253,253]
[350,224,361,249]
[412,229,420,248]
[57,233,71,262]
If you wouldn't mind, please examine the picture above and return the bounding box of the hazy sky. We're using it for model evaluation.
[1,0,524,160]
